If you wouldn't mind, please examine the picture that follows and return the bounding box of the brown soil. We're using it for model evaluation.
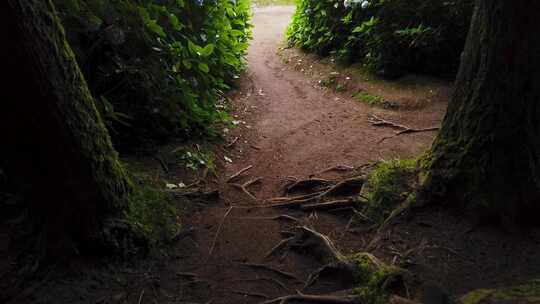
[3,5,540,304]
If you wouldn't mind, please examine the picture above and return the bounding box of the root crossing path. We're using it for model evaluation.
[171,6,447,304]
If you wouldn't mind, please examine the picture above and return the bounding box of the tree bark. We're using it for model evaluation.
[420,0,540,224]
[1,0,134,258]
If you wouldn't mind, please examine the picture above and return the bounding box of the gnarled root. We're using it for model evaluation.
[288,227,357,289]
[261,291,361,304]
[300,199,359,211]
[321,177,365,197]
[289,227,347,263]
[268,177,365,211]
[286,178,333,194]
[266,227,357,288]
[304,261,357,290]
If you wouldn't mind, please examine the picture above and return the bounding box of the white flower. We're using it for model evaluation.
[344,0,369,9]
[361,1,370,9]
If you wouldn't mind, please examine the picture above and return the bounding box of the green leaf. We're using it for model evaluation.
[200,44,215,57]
[183,60,192,69]
[169,14,183,31]
[188,40,202,56]
[198,63,210,73]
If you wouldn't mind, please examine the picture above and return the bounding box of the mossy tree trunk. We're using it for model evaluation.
[1,0,134,258]
[420,0,540,224]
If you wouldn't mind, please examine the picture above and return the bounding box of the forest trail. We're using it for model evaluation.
[5,5,540,304]
[167,6,449,304]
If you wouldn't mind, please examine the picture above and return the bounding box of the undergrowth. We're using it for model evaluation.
[173,145,216,172]
[287,0,473,78]
[353,91,385,106]
[54,0,252,151]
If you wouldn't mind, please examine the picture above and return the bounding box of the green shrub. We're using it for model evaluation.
[287,0,473,77]
[353,91,385,105]
[54,0,252,151]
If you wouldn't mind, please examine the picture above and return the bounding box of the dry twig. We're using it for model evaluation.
[224,136,239,148]
[231,177,262,200]
[208,207,234,256]
[261,291,360,304]
[227,165,253,182]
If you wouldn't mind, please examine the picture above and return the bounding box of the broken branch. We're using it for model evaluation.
[227,165,253,182]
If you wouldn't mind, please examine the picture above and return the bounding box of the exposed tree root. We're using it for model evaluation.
[378,127,440,143]
[260,291,360,304]
[288,227,357,289]
[231,177,262,201]
[265,237,294,259]
[286,178,333,193]
[239,263,301,282]
[368,113,440,143]
[267,192,324,203]
[264,226,357,290]
[322,177,365,197]
[300,199,358,211]
[368,114,410,130]
[318,165,355,175]
[232,290,270,299]
[231,277,289,291]
[183,189,220,202]
[268,177,365,210]
[227,165,253,182]
[232,215,300,223]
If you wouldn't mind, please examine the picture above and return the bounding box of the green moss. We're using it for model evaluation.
[353,92,386,106]
[124,185,181,246]
[352,253,406,304]
[361,159,418,223]
[461,289,495,304]
[462,281,540,304]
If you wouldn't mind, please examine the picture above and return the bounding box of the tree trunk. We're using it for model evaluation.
[419,0,540,224]
[1,0,134,258]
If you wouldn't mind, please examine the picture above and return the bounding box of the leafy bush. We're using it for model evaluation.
[287,0,473,77]
[54,0,252,150]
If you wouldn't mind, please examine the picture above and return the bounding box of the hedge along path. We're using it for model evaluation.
[170,5,449,304]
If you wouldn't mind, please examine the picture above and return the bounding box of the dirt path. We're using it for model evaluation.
[168,6,449,304]
[6,6,540,304]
